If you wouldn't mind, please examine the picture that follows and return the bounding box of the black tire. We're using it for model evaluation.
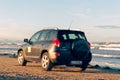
[81,53,92,71]
[72,39,90,59]
[83,52,92,63]
[17,51,27,66]
[41,52,53,71]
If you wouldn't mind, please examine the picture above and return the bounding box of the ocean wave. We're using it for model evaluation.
[99,47,120,51]
[93,53,120,59]
[0,50,17,54]
[0,42,22,46]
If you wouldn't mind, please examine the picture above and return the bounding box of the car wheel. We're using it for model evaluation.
[81,53,92,71]
[18,51,27,66]
[41,52,53,71]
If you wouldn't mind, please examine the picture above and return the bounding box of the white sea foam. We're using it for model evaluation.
[92,43,120,51]
[99,47,120,51]
[0,42,19,55]
[92,54,120,58]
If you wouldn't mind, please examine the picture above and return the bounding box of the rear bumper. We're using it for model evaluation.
[50,52,82,65]
[48,43,92,64]
[50,51,92,66]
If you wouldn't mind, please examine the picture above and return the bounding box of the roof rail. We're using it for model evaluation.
[42,27,59,30]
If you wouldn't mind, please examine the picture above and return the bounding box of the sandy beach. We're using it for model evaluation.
[0,55,120,80]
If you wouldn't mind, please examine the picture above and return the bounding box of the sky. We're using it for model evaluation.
[0,0,120,42]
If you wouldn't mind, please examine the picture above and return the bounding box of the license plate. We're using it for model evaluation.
[71,61,82,65]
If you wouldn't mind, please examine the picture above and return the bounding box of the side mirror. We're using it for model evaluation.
[24,38,29,43]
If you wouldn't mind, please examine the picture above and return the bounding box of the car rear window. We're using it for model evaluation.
[58,30,86,41]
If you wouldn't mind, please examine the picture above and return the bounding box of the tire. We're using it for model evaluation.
[72,39,90,59]
[41,52,53,71]
[81,53,92,71]
[83,52,92,63]
[18,51,27,66]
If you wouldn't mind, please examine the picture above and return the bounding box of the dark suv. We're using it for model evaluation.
[17,29,92,71]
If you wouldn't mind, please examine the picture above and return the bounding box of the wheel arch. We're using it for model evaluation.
[17,49,22,54]
[17,49,25,57]
[40,50,48,60]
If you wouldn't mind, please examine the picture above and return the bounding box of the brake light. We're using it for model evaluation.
[55,52,60,57]
[53,39,60,47]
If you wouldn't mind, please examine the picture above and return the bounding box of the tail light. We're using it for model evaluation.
[55,52,60,57]
[53,39,60,47]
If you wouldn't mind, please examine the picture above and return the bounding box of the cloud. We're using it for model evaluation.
[95,25,120,29]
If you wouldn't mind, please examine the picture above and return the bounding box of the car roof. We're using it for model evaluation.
[41,29,84,33]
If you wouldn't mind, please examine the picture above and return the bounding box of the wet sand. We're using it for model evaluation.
[0,56,120,80]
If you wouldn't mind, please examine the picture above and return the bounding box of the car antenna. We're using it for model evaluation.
[68,20,73,30]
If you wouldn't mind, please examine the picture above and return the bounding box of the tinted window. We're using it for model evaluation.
[59,31,86,41]
[46,31,57,40]
[29,31,41,43]
[62,34,67,40]
[68,34,78,39]
[38,31,49,41]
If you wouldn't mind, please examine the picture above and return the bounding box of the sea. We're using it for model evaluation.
[0,42,21,55]
[0,41,120,69]
[91,42,120,69]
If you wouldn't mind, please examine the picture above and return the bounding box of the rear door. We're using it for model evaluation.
[58,30,86,52]
[37,30,50,50]
[37,30,57,51]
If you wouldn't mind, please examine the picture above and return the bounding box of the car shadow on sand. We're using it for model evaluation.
[51,66,120,74]
[15,64,120,74]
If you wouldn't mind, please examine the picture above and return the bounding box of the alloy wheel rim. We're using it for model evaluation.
[42,55,49,69]
[18,52,23,64]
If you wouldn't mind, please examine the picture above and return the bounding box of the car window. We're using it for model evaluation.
[38,31,49,41]
[29,31,41,43]
[59,31,86,41]
[62,34,67,40]
[46,31,57,40]
[78,34,85,40]
[68,34,78,39]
